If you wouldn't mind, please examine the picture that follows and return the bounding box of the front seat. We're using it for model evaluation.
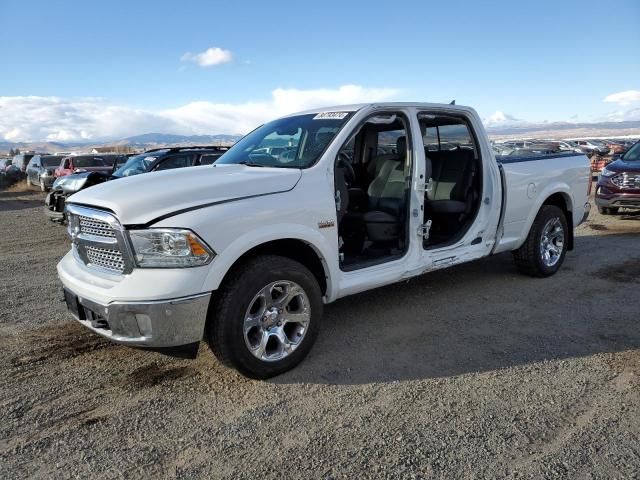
[364,136,407,243]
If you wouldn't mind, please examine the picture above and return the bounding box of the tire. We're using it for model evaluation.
[513,205,568,277]
[206,255,323,379]
[597,206,618,215]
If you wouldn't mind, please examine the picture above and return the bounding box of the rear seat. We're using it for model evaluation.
[426,148,476,215]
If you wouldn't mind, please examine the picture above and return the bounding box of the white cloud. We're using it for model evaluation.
[483,111,525,127]
[0,85,400,142]
[603,90,640,106]
[181,47,233,67]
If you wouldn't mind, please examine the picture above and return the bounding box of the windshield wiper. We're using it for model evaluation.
[238,160,266,167]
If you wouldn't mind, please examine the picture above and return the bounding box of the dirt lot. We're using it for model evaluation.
[1,187,639,479]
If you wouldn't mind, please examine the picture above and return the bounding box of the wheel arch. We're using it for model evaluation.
[203,234,334,300]
[513,186,575,252]
[540,191,574,250]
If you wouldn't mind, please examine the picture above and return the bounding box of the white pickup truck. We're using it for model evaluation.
[58,102,591,378]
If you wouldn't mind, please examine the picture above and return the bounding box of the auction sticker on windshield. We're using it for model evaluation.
[313,112,349,120]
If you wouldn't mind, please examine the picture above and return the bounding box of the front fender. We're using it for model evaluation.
[200,223,338,298]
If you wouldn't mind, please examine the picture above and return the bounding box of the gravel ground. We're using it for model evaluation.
[1,186,639,479]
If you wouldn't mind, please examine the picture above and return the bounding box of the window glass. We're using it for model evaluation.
[217,113,353,168]
[418,117,476,154]
[113,152,164,177]
[623,142,640,161]
[199,154,222,165]
[42,156,62,167]
[423,127,439,151]
[154,154,192,171]
[74,157,107,167]
[378,129,406,155]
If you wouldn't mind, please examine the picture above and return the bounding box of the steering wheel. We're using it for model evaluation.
[336,152,356,185]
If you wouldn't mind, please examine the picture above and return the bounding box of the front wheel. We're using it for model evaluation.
[513,205,568,277]
[207,255,322,379]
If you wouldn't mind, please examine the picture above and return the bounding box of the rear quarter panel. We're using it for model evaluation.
[494,153,590,253]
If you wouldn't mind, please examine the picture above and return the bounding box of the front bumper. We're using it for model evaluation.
[595,192,640,210]
[44,190,66,220]
[40,175,55,188]
[43,206,64,221]
[63,286,211,347]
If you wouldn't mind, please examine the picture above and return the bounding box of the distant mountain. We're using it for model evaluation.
[118,133,242,146]
[486,120,640,140]
[0,133,243,155]
[2,122,639,156]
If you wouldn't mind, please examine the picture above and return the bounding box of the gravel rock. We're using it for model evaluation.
[1,188,639,479]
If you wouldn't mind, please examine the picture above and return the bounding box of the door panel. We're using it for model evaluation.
[416,110,501,269]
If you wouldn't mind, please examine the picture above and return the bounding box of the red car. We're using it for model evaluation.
[595,141,640,214]
[54,155,113,178]
[590,155,610,177]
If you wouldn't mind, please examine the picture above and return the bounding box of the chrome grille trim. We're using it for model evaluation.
[611,173,640,189]
[85,245,125,273]
[78,215,116,238]
[66,204,134,275]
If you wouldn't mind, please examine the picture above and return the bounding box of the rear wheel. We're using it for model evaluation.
[207,255,322,379]
[514,205,568,277]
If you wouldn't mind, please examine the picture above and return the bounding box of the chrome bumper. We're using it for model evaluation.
[63,287,211,347]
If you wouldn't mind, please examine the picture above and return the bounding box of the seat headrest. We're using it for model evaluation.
[396,136,407,159]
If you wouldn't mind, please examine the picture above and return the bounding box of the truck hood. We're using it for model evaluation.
[68,164,302,225]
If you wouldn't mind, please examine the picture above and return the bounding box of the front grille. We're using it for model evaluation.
[611,173,640,189]
[79,215,116,238]
[85,245,125,273]
[67,205,133,275]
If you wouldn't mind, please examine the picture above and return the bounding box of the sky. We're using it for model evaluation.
[0,0,639,142]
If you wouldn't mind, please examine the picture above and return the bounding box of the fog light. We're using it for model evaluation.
[135,314,153,336]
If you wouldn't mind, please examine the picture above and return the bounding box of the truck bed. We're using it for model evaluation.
[494,152,590,253]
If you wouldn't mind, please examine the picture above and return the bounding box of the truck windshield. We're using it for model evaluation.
[623,142,640,161]
[216,112,353,168]
[113,152,164,177]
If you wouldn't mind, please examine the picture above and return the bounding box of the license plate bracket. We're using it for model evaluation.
[63,289,85,320]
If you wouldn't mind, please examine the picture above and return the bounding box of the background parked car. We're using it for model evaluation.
[573,140,609,156]
[12,152,37,173]
[25,155,63,191]
[595,140,640,214]
[0,159,20,186]
[45,146,228,222]
[54,155,114,178]
[605,140,627,154]
[112,146,228,177]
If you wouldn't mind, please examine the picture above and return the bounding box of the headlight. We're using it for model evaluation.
[128,229,214,268]
[601,166,616,177]
[52,176,66,189]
